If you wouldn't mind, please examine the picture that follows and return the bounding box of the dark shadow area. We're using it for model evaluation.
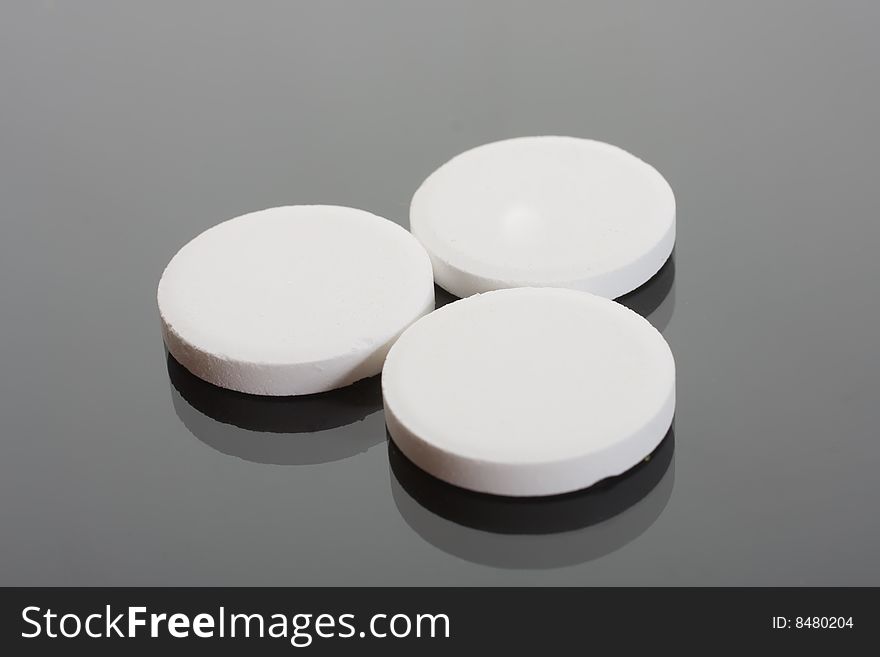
[433,284,460,309]
[390,427,675,569]
[433,252,675,331]
[167,353,385,465]
[616,253,676,332]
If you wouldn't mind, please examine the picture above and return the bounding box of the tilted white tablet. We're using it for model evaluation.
[158,206,434,396]
[410,136,676,299]
[382,288,675,497]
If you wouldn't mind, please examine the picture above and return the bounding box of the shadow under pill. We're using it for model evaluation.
[617,252,676,332]
[433,284,460,309]
[166,353,385,465]
[389,426,675,569]
[433,252,675,331]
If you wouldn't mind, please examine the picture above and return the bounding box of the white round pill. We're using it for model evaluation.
[410,136,676,299]
[382,288,675,497]
[158,205,434,396]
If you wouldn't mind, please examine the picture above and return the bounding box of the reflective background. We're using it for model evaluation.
[1,1,878,585]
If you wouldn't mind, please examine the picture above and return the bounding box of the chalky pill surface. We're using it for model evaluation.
[382,288,675,497]
[410,136,676,299]
[158,205,434,396]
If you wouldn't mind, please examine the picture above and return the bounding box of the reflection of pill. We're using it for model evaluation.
[411,136,676,299]
[158,205,434,396]
[382,287,675,497]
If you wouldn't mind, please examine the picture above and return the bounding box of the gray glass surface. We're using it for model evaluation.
[1,1,878,586]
